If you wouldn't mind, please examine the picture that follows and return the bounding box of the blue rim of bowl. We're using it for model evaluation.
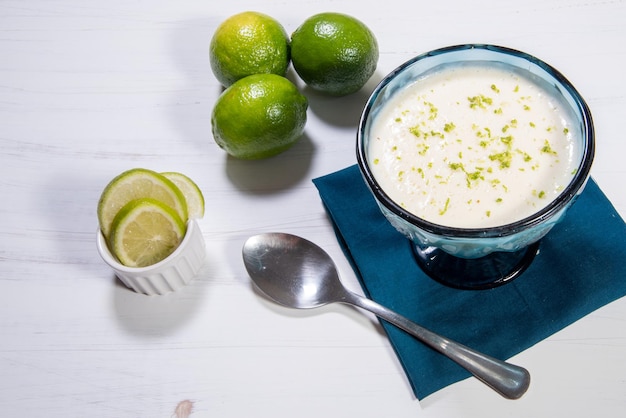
[356,44,595,239]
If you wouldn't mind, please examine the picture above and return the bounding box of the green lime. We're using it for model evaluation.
[210,11,290,87]
[97,168,188,240]
[211,74,308,159]
[290,12,379,96]
[109,198,186,267]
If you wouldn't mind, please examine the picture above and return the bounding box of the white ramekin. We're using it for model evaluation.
[97,219,206,295]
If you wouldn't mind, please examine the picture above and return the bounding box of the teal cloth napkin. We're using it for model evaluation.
[313,165,626,400]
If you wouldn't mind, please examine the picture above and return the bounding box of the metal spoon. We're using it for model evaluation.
[242,232,530,399]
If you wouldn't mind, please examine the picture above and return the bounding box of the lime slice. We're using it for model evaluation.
[161,172,205,219]
[108,198,186,267]
[97,168,188,239]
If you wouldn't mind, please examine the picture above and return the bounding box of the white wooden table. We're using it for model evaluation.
[2,1,625,416]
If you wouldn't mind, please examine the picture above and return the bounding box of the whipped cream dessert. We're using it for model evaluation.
[368,62,582,228]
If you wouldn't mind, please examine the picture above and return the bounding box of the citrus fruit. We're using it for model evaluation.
[109,198,186,267]
[211,73,308,159]
[97,168,188,239]
[161,171,205,219]
[210,11,290,87]
[290,12,379,96]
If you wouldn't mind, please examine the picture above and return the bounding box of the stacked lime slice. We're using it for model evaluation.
[161,171,205,219]
[97,168,205,268]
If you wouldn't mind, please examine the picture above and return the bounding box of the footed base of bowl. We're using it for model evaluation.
[412,241,541,290]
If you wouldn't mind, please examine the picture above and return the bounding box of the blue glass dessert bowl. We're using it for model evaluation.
[357,44,595,289]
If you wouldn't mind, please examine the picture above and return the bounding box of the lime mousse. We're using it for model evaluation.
[368,62,582,228]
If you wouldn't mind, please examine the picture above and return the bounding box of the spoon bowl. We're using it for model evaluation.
[242,232,531,399]
[243,233,346,308]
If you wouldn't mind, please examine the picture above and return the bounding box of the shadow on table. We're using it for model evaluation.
[110,253,212,337]
[300,68,385,129]
[224,132,315,194]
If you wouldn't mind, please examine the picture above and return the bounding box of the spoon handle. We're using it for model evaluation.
[345,292,530,399]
